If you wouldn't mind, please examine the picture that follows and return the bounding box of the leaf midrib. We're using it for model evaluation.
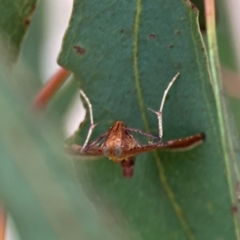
[132,1,196,239]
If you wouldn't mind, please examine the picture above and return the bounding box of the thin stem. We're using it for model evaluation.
[32,67,71,110]
[205,0,240,239]
[0,206,6,240]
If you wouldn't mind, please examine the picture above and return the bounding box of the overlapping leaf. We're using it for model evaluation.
[0,1,131,239]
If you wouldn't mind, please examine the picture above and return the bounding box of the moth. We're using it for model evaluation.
[66,73,205,178]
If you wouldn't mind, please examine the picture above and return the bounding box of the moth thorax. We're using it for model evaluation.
[114,146,123,157]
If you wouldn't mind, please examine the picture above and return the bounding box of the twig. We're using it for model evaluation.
[32,67,71,110]
[0,206,6,240]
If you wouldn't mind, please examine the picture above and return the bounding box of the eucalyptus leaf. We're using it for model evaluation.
[215,0,238,71]
[0,61,132,240]
[0,1,132,239]
[0,0,38,64]
[230,97,240,135]
[59,0,240,239]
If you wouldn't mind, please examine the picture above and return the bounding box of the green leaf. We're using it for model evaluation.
[229,97,240,140]
[189,0,206,31]
[59,1,240,239]
[0,2,134,238]
[16,0,44,79]
[0,0,38,63]
[216,0,238,71]
[191,0,237,70]
[0,60,133,240]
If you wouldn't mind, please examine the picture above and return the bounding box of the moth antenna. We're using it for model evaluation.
[80,90,96,149]
[148,72,180,139]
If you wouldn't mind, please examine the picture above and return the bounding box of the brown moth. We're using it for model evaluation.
[66,73,205,178]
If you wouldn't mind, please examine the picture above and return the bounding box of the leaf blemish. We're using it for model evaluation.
[190,2,196,9]
[184,0,196,10]
[24,4,37,26]
[168,44,173,48]
[149,34,155,39]
[175,30,181,35]
[231,205,238,214]
[24,20,30,26]
[74,46,86,55]
[32,4,36,11]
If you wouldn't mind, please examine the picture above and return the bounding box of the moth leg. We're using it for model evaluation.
[148,72,180,139]
[83,131,109,151]
[80,90,97,149]
[65,129,108,158]
[126,127,160,140]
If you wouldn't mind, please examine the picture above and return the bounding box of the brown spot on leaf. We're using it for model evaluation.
[24,4,37,26]
[184,0,196,10]
[32,4,37,11]
[74,46,86,55]
[168,44,173,49]
[149,34,155,39]
[175,30,181,35]
[231,205,238,214]
[24,19,30,26]
[190,2,196,9]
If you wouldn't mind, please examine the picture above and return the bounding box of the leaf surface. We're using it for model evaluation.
[0,0,38,63]
[59,1,240,239]
[0,62,131,240]
[230,97,240,136]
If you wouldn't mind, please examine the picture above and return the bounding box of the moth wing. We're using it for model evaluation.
[123,143,167,158]
[123,133,205,158]
[84,131,109,150]
[163,133,205,151]
[65,144,103,160]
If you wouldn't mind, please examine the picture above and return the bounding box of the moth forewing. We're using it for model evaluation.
[121,133,205,158]
[65,144,103,160]
[163,133,205,151]
[83,131,109,151]
[121,142,168,158]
